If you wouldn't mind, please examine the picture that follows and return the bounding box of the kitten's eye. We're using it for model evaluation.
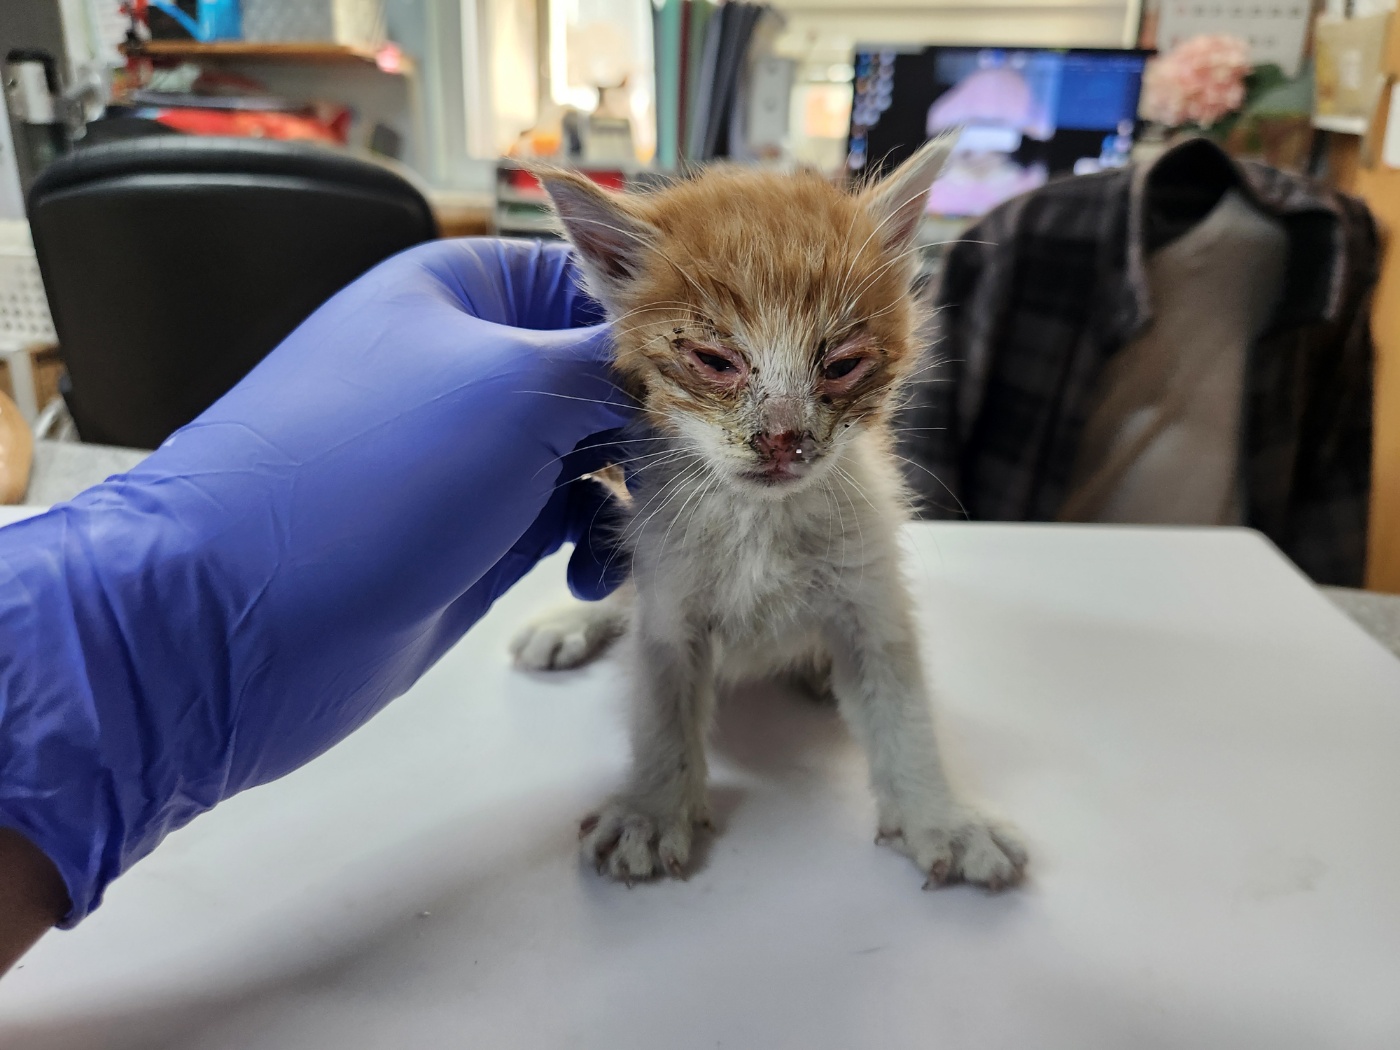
[681,341,748,386]
[823,357,863,380]
[695,350,736,374]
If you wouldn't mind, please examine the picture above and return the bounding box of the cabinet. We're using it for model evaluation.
[1329,17,1400,593]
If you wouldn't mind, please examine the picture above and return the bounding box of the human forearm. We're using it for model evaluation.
[0,827,67,976]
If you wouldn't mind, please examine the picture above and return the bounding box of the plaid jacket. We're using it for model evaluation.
[900,138,1379,586]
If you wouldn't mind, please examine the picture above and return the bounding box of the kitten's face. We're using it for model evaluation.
[541,139,952,496]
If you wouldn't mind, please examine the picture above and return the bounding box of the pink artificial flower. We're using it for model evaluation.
[1142,34,1251,128]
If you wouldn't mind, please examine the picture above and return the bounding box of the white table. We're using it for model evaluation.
[3,523,1399,1049]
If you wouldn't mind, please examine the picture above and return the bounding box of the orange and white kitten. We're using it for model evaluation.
[511,138,1026,890]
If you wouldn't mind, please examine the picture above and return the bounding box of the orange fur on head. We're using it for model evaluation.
[537,137,954,495]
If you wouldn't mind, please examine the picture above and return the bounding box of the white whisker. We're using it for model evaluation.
[515,389,638,411]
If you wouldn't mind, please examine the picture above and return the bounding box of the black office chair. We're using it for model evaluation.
[28,136,439,448]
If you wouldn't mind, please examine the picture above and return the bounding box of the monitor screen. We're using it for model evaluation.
[847,46,1150,218]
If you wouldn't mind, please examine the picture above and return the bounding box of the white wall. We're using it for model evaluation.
[774,0,1141,68]
[0,115,26,223]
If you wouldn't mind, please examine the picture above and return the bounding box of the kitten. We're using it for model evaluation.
[510,138,1027,890]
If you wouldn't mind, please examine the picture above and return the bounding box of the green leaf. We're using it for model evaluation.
[1244,61,1314,117]
[1246,63,1290,95]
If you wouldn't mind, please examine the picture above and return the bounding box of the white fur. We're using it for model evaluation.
[512,586,630,671]
[512,429,1026,889]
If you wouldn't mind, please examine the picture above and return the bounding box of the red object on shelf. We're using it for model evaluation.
[584,170,626,191]
[502,167,626,198]
[150,107,350,144]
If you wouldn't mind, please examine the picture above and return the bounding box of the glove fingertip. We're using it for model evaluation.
[566,531,628,601]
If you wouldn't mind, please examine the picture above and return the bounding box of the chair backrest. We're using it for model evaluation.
[28,136,439,448]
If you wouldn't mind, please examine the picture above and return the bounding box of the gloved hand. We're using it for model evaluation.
[0,238,633,926]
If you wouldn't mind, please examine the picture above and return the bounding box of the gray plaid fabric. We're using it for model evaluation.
[900,138,1378,586]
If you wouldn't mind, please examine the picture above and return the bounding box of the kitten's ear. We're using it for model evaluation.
[535,167,656,303]
[858,131,957,252]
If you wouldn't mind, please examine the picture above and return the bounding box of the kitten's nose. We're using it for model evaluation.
[753,430,816,468]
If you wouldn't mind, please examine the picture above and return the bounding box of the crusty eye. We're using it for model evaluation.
[822,358,862,380]
[694,350,737,374]
[680,341,749,387]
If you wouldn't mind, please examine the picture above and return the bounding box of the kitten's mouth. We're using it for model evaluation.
[742,457,819,487]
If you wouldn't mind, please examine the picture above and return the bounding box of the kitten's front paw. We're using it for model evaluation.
[579,796,710,883]
[510,602,623,671]
[881,810,1027,891]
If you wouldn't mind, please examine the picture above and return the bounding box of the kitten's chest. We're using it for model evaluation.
[632,483,839,624]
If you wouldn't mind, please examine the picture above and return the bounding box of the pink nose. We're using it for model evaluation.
[753,430,814,468]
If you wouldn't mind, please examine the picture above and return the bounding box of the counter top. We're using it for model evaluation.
[5,523,1398,1049]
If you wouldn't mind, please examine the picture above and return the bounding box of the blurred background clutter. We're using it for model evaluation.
[0,0,1398,594]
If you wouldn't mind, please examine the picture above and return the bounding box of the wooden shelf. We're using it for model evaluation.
[122,41,412,74]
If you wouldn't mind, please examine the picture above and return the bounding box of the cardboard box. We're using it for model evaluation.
[1388,8,1400,77]
[0,343,63,415]
[1314,14,1393,132]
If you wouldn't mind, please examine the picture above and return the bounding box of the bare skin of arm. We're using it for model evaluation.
[0,828,68,977]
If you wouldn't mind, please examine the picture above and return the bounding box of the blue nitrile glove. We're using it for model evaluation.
[0,238,634,926]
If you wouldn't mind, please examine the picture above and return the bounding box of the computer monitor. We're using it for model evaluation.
[847,46,1151,218]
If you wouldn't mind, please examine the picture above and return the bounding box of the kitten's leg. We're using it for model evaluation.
[581,618,713,881]
[510,584,631,671]
[825,596,1027,890]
